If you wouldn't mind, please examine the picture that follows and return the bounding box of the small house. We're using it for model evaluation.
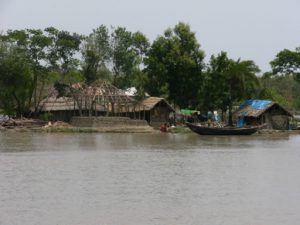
[38,96,106,122]
[38,96,78,122]
[233,100,293,130]
[139,97,175,127]
[38,80,138,121]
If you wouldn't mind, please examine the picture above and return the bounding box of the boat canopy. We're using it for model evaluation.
[179,109,198,116]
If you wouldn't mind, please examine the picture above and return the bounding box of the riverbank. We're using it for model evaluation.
[1,125,299,136]
[0,125,158,133]
[257,129,300,136]
[0,117,158,133]
[1,117,299,135]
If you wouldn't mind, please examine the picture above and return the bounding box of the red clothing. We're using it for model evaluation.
[160,124,168,132]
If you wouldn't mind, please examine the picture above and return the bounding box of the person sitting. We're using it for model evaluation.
[160,123,168,132]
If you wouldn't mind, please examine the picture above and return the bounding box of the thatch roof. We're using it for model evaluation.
[234,100,292,118]
[38,81,175,115]
[39,96,76,111]
[140,97,175,111]
[39,96,105,112]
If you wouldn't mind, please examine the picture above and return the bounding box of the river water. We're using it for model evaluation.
[0,132,300,225]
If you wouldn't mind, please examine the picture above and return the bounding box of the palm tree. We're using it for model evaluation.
[202,52,260,125]
[226,59,260,125]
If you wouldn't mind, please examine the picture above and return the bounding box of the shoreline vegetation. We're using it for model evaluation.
[0,24,300,124]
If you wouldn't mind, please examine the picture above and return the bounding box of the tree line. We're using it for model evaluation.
[0,22,300,119]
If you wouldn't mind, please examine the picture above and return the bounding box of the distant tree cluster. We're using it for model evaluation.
[0,27,82,117]
[0,22,300,119]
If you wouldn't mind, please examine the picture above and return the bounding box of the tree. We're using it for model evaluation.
[270,47,300,81]
[45,27,82,72]
[1,29,52,114]
[259,73,300,109]
[200,52,231,114]
[82,25,149,91]
[0,42,33,116]
[145,22,205,108]
[226,59,260,125]
[81,25,112,84]
[43,27,84,104]
[202,52,260,124]
[111,27,149,89]
[0,28,83,115]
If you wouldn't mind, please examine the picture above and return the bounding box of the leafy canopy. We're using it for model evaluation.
[145,22,205,108]
[271,47,300,82]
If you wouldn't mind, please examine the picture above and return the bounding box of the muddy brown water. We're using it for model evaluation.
[1,132,300,225]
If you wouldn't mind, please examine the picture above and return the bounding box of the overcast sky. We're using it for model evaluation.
[1,0,299,72]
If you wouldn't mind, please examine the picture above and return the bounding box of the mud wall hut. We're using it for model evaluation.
[137,97,175,127]
[38,96,106,122]
[233,100,292,130]
[38,96,78,122]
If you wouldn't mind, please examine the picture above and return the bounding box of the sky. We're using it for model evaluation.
[0,0,299,72]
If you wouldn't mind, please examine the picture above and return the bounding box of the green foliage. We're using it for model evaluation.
[54,70,84,97]
[1,24,299,119]
[145,22,205,108]
[200,52,231,111]
[293,98,300,109]
[271,47,300,81]
[259,74,300,110]
[0,43,33,116]
[201,52,260,124]
[111,27,149,89]
[82,25,149,89]
[0,28,83,116]
[81,25,111,84]
[45,27,82,72]
[225,58,260,125]
[227,59,260,100]
[130,68,149,99]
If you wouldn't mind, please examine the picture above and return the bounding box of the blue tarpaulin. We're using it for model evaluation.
[236,111,247,128]
[239,100,272,110]
[236,116,245,128]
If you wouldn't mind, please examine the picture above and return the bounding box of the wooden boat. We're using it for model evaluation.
[186,122,259,135]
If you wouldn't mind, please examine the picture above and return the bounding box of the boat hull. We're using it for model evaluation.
[186,122,258,135]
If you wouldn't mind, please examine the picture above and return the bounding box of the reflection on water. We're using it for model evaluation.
[0,132,300,225]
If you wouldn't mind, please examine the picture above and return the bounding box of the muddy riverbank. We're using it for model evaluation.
[1,117,299,135]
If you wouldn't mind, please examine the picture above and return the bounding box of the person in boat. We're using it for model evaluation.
[207,118,212,127]
[160,123,168,132]
[207,111,213,127]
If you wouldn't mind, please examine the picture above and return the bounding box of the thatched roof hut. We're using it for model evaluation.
[38,80,176,126]
[38,96,106,121]
[138,97,175,126]
[38,96,77,121]
[141,97,172,110]
[38,80,140,121]
[40,96,76,111]
[233,100,292,130]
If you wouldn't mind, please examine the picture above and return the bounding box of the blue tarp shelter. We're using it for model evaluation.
[234,99,292,129]
[239,100,273,110]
